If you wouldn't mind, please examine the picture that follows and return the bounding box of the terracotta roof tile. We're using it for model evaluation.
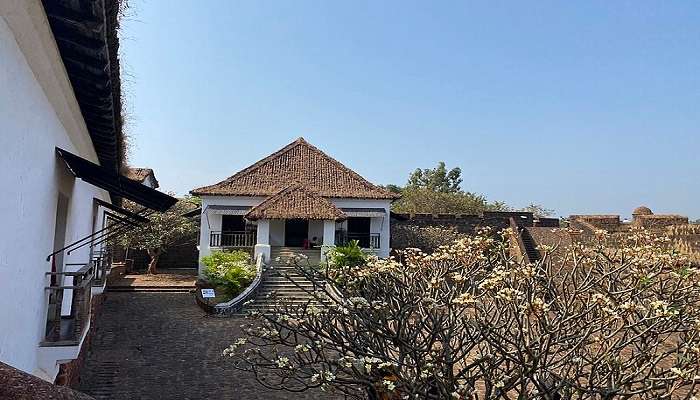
[245,183,346,220]
[0,362,94,399]
[191,138,398,199]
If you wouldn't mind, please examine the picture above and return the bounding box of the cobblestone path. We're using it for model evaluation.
[79,292,332,399]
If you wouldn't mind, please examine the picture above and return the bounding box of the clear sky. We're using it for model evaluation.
[119,1,699,219]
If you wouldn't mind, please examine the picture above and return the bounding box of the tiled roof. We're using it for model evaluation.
[0,362,94,399]
[245,183,346,221]
[126,168,159,188]
[191,138,398,199]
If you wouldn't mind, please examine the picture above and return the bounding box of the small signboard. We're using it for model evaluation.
[201,288,216,298]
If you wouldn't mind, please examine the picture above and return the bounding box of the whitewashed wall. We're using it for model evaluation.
[0,3,110,381]
[269,220,285,246]
[197,196,266,273]
[330,198,392,257]
[198,196,393,261]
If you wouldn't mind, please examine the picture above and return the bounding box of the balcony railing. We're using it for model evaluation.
[335,231,381,249]
[42,263,94,346]
[210,230,257,248]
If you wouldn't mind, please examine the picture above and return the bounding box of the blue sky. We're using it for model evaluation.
[120,1,699,219]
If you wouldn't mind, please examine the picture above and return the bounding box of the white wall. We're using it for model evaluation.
[0,4,110,381]
[198,196,393,259]
[197,196,266,271]
[269,220,285,246]
[308,220,324,243]
[142,175,157,189]
[330,198,392,257]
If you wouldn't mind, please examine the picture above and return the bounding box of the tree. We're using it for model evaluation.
[226,228,700,399]
[112,198,197,274]
[521,203,555,218]
[389,162,511,215]
[393,188,508,215]
[406,161,462,193]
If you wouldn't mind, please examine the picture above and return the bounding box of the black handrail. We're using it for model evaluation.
[46,206,150,261]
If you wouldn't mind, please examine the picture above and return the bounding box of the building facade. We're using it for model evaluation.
[0,0,175,383]
[191,138,398,270]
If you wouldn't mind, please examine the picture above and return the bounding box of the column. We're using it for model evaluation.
[254,219,271,261]
[321,219,336,262]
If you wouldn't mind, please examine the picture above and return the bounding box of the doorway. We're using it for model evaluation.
[284,219,308,247]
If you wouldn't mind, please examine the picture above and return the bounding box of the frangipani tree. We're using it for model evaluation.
[226,228,700,399]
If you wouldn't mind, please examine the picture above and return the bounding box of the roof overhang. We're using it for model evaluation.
[43,0,124,174]
[204,205,252,216]
[341,208,387,218]
[94,198,149,223]
[56,148,177,212]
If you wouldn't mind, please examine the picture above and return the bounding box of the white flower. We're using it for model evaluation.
[452,292,476,305]
[496,288,521,302]
[323,371,336,381]
[383,379,396,391]
[295,344,310,353]
[276,356,290,368]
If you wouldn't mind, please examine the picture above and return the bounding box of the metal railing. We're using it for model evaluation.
[42,263,94,345]
[91,250,111,286]
[335,231,381,249]
[210,230,257,248]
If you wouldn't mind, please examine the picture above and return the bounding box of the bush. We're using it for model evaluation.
[328,240,366,268]
[201,250,256,297]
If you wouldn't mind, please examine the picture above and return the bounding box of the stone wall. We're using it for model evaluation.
[534,217,560,227]
[633,215,689,229]
[55,293,105,388]
[112,233,199,271]
[391,211,535,250]
[569,215,621,231]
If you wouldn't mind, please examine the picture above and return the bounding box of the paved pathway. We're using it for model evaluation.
[79,292,331,399]
[107,268,197,291]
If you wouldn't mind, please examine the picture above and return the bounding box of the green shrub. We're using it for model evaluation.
[201,250,256,297]
[328,240,367,268]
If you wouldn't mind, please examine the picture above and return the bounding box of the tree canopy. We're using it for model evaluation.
[406,161,462,193]
[388,162,509,215]
[111,198,197,273]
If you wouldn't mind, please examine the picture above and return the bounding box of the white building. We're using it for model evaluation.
[0,0,175,383]
[191,138,399,269]
[125,168,160,190]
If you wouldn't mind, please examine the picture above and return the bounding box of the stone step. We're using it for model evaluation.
[257,291,319,298]
[260,285,319,291]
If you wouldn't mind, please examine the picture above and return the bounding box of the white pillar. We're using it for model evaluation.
[197,207,210,276]
[255,219,271,261]
[380,212,391,258]
[321,219,336,262]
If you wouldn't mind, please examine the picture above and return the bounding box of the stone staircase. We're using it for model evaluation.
[520,228,540,262]
[244,247,325,312]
